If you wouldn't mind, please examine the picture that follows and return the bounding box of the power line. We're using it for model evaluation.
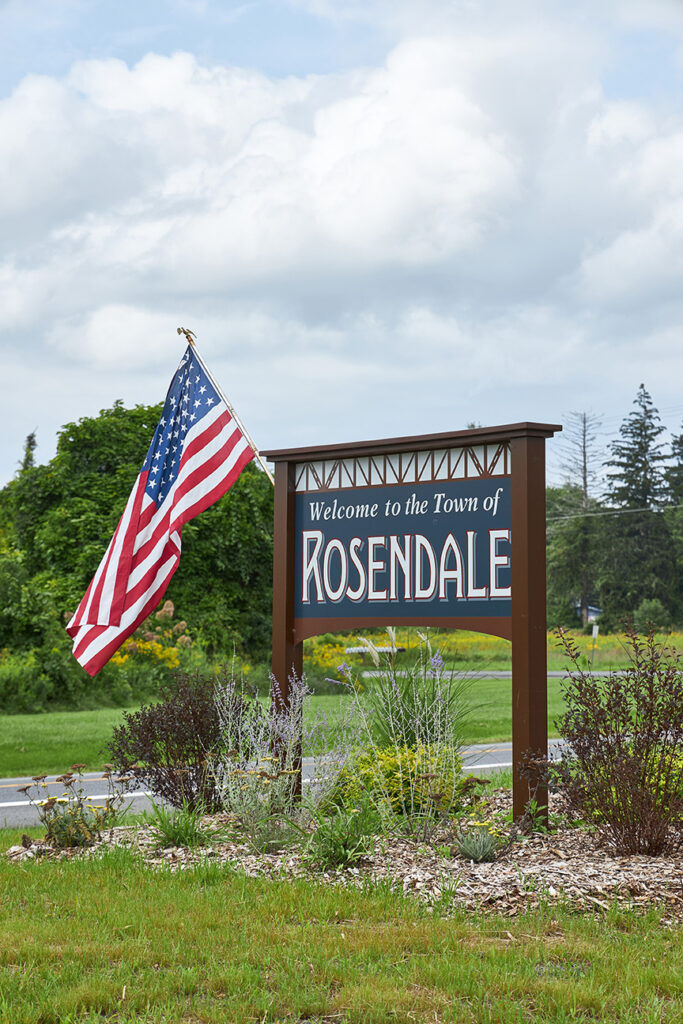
[547,502,683,523]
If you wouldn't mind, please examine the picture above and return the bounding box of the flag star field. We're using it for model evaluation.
[143,351,219,508]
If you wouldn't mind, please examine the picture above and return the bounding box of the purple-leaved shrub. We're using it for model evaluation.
[548,626,683,855]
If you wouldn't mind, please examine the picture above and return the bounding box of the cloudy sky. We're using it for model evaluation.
[2,0,683,487]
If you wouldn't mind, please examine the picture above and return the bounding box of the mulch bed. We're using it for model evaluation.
[7,792,683,924]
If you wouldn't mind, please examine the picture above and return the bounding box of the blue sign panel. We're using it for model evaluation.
[294,477,511,620]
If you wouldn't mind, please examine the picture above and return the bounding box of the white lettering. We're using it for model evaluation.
[489,529,511,598]
[367,536,387,600]
[389,535,412,601]
[438,533,464,599]
[302,530,324,603]
[466,530,487,598]
[322,539,347,601]
[433,493,478,515]
[346,538,367,601]
[415,535,437,600]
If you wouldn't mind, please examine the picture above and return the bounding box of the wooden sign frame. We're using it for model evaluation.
[263,421,561,820]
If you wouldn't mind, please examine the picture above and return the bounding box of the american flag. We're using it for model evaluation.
[67,345,254,676]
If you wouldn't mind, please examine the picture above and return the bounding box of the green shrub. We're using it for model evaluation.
[331,743,465,819]
[632,598,671,634]
[0,634,178,715]
[0,649,53,713]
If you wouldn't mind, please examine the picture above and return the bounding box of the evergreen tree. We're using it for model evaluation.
[666,422,683,505]
[599,385,674,622]
[20,431,37,473]
[664,421,683,619]
[606,384,667,508]
[546,483,587,628]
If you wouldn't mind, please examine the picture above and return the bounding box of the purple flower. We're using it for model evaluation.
[337,662,351,677]
[429,651,444,675]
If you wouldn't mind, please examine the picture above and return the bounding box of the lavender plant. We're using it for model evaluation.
[208,672,354,852]
[352,629,473,749]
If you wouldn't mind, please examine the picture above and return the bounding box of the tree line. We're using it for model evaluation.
[547,384,683,631]
[0,384,680,711]
[0,401,273,710]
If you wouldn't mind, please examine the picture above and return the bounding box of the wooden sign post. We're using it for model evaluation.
[263,422,560,821]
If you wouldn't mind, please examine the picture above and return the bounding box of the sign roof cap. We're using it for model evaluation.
[262,421,562,463]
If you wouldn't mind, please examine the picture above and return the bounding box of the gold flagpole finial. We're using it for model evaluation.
[177,326,197,346]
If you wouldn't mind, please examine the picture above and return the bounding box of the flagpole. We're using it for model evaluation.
[177,327,275,486]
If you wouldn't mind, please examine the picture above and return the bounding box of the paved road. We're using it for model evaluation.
[363,670,612,678]
[0,740,567,830]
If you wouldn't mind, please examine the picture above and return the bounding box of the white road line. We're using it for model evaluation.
[3,767,519,810]
[463,762,512,770]
[0,791,151,810]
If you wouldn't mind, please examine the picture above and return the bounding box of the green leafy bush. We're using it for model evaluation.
[632,598,671,634]
[0,649,53,713]
[330,743,465,818]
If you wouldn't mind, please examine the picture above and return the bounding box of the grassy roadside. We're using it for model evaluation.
[2,627,677,777]
[0,680,567,778]
[304,627,683,677]
[0,851,680,1023]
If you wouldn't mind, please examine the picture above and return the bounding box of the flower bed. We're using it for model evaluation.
[8,790,683,926]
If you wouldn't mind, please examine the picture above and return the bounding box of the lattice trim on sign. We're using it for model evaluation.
[294,444,510,492]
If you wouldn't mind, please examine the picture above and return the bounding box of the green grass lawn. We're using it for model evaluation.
[0,849,680,1023]
[0,681,566,778]
[0,706,135,778]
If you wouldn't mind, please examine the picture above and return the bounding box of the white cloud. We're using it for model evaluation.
[46,305,185,367]
[4,5,683,483]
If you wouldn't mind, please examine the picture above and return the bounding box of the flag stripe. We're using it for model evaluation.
[76,475,146,628]
[73,552,181,673]
[121,438,251,617]
[127,426,247,581]
[99,474,147,627]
